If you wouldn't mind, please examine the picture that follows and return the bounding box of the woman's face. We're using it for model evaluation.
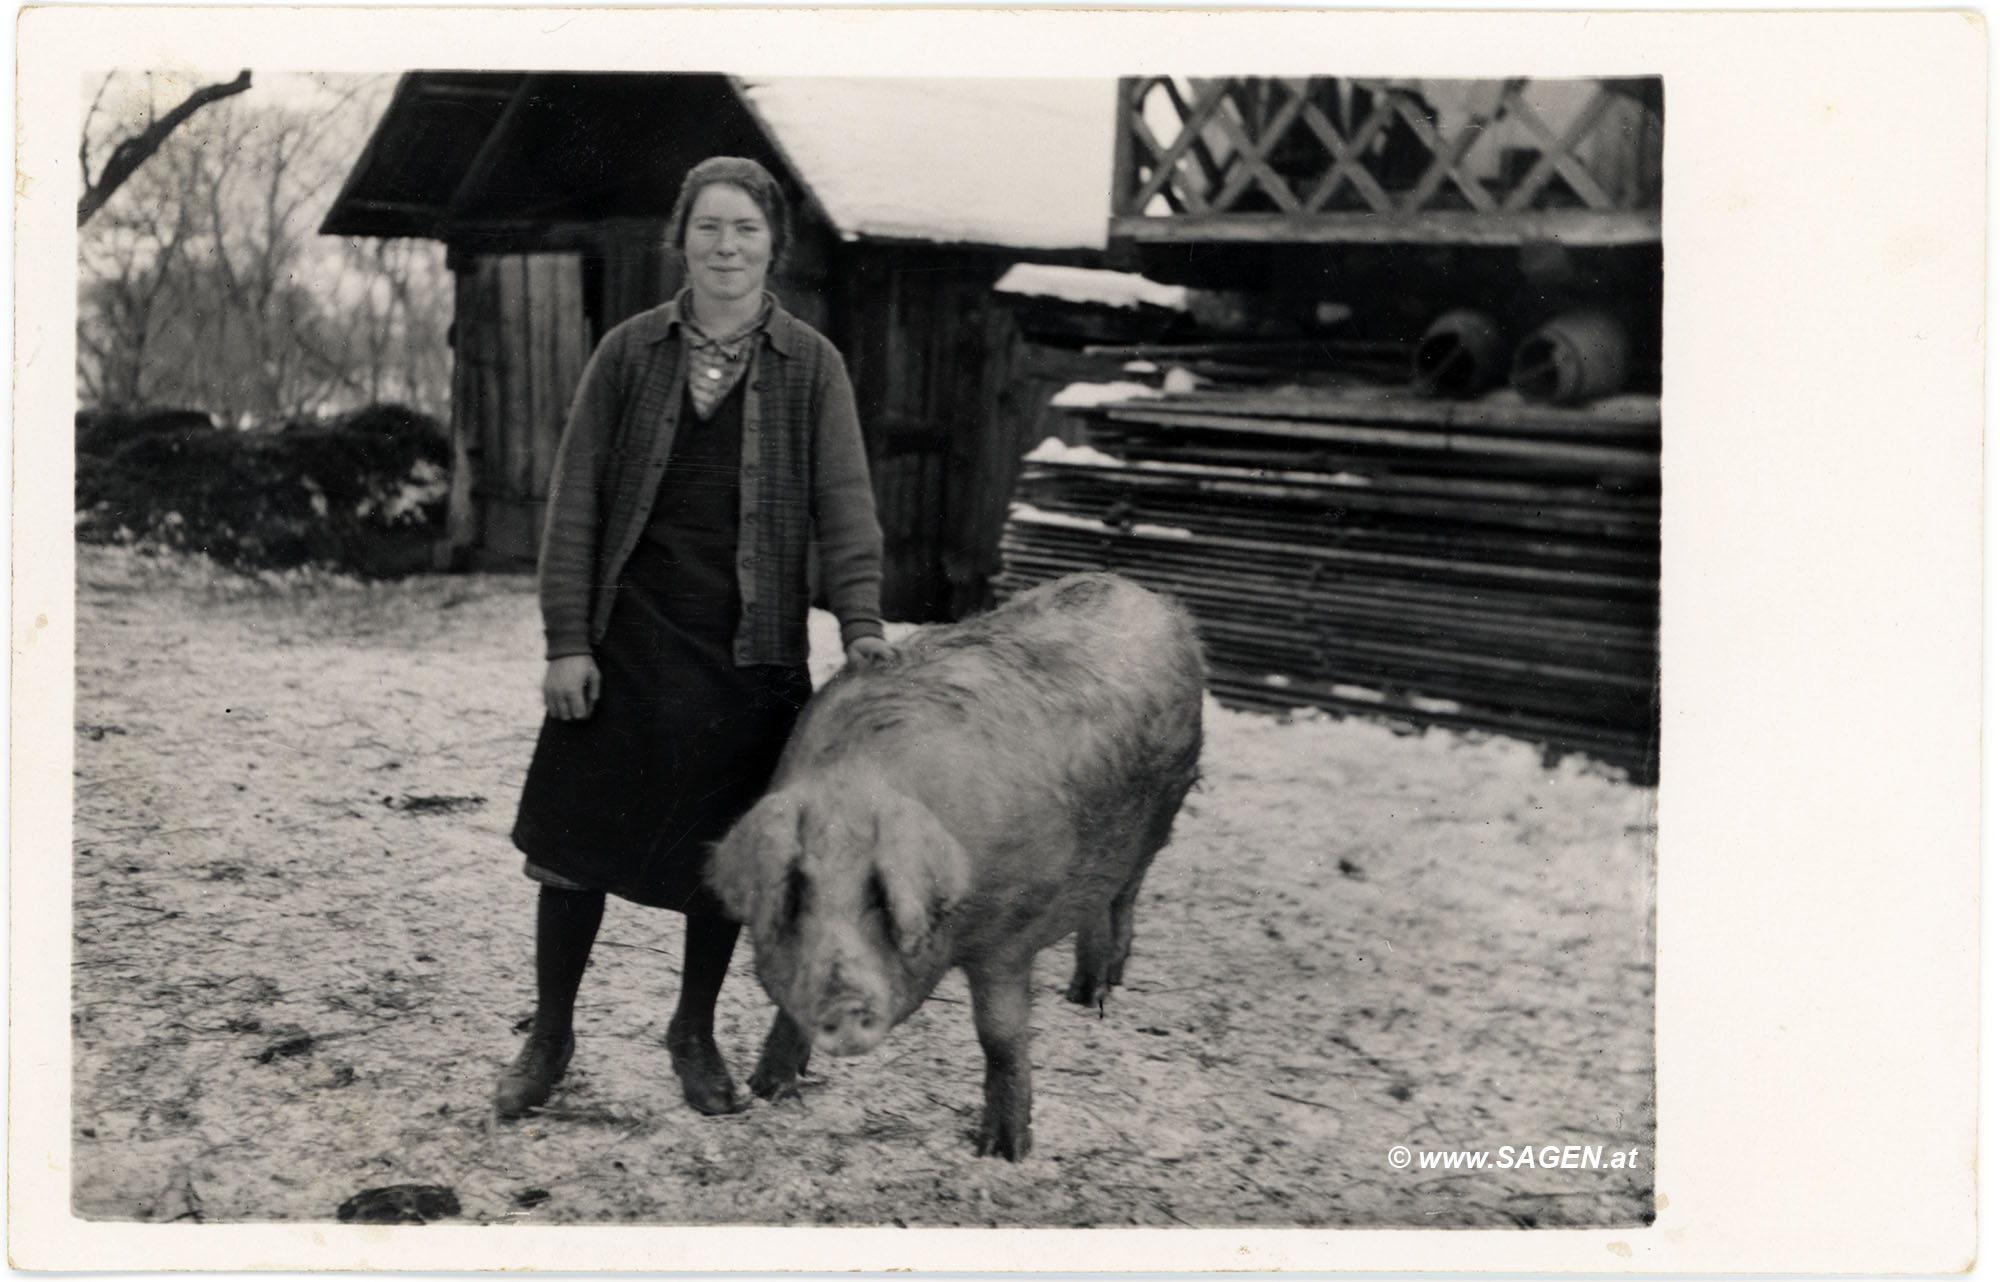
[683,182,773,309]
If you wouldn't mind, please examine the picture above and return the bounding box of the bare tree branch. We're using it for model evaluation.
[79,72,117,186]
[77,73,450,419]
[77,69,251,226]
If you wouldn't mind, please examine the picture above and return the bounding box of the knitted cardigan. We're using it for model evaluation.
[536,293,885,665]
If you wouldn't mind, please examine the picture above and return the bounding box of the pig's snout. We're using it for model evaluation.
[812,996,885,1057]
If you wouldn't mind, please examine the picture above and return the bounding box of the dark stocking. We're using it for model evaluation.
[670,914,740,1035]
[530,885,605,1038]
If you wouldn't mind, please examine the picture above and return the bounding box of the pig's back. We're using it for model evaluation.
[933,574,1204,802]
[784,574,1203,865]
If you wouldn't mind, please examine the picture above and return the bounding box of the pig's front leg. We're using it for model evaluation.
[747,1009,813,1102]
[967,959,1034,1159]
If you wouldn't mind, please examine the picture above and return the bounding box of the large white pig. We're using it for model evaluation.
[708,572,1204,1158]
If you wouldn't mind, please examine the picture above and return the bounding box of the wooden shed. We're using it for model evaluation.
[321,72,1111,620]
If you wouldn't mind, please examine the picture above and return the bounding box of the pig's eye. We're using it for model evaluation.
[780,862,808,924]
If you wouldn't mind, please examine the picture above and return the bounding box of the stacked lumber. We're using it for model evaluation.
[996,381,1660,779]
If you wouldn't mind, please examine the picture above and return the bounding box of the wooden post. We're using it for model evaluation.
[435,248,481,570]
[1110,79,1140,219]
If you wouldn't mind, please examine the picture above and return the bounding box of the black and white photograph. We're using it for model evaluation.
[13,8,1981,1274]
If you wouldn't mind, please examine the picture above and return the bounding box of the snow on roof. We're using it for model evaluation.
[1022,436,1125,467]
[738,78,1113,251]
[1049,381,1166,409]
[995,264,1188,311]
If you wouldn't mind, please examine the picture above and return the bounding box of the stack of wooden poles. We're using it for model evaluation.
[996,382,1660,779]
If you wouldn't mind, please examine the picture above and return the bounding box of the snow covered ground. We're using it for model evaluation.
[69,545,1654,1227]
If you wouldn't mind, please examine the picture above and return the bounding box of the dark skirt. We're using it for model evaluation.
[511,380,810,915]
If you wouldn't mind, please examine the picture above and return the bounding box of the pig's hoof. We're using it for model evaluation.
[1064,974,1107,1010]
[747,1066,802,1103]
[974,1121,1031,1161]
[666,1029,746,1116]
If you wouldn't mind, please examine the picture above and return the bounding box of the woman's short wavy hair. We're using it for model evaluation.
[666,156,791,268]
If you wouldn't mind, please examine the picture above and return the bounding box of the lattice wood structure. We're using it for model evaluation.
[1112,77,1662,247]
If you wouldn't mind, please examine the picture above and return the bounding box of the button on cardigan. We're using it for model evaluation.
[535,293,886,666]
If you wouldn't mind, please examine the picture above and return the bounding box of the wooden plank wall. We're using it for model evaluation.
[449,253,588,566]
[593,221,673,339]
[961,306,1134,613]
[836,246,1010,622]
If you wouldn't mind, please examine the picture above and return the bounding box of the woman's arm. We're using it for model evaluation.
[538,329,627,662]
[808,341,887,650]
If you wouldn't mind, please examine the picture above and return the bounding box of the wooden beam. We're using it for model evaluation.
[1111,78,1141,217]
[1392,91,1501,215]
[1128,78,1232,215]
[1001,516,1656,594]
[1151,78,1226,196]
[341,198,441,215]
[1501,84,1619,213]
[1152,386,1661,434]
[442,74,545,225]
[1100,406,1660,475]
[1109,210,1661,246]
[1298,91,1399,215]
[1125,121,1189,215]
[1204,105,1305,215]
[1205,81,1309,213]
[415,78,525,103]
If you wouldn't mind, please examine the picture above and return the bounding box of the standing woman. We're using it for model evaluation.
[499,156,892,1118]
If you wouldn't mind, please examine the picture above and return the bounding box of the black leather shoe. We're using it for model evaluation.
[495,1030,574,1118]
[665,1022,746,1116]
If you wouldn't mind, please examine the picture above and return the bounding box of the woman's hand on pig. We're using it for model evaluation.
[544,655,601,720]
[844,636,896,669]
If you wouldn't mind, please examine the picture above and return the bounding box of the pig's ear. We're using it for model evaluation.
[709,793,804,925]
[872,792,970,957]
